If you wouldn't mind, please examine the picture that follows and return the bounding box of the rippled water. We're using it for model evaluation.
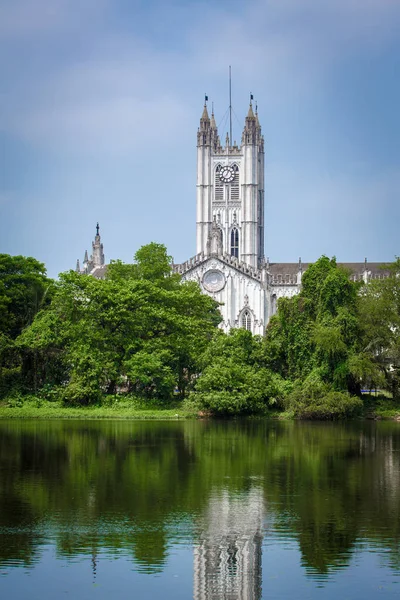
[0,419,399,599]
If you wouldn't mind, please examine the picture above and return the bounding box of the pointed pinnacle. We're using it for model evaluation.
[210,111,217,129]
[201,103,210,121]
[247,103,255,119]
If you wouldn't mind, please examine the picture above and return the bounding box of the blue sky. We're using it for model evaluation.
[1,0,399,277]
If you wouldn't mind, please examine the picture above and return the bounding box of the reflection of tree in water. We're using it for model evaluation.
[268,423,400,577]
[0,420,400,581]
[0,424,69,569]
[0,421,192,573]
[194,488,264,600]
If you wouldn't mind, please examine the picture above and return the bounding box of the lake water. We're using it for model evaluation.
[0,419,399,599]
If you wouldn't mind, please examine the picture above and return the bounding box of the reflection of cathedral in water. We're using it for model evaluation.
[194,488,264,600]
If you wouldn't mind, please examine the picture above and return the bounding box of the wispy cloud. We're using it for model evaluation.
[1,0,399,155]
[7,58,191,154]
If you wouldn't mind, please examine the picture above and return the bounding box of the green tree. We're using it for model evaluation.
[262,257,365,416]
[18,244,221,403]
[0,255,52,396]
[195,329,289,414]
[0,254,52,338]
[358,258,400,395]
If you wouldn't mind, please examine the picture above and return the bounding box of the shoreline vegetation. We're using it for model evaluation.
[1,247,400,421]
[0,394,399,421]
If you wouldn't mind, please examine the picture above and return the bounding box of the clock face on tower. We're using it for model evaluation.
[219,165,235,183]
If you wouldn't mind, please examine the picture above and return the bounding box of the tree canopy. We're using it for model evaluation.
[1,249,399,418]
[14,244,221,403]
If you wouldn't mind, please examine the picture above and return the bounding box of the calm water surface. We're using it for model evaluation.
[0,419,399,599]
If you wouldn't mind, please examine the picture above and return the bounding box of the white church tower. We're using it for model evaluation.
[196,99,264,269]
[175,96,268,334]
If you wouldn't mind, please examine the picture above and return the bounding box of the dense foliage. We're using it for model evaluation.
[2,244,220,403]
[260,256,400,417]
[1,249,399,418]
[0,255,53,396]
[194,328,291,414]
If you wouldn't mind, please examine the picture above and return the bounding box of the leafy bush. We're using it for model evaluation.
[194,357,290,415]
[124,350,176,400]
[194,391,254,415]
[61,378,102,406]
[285,376,362,419]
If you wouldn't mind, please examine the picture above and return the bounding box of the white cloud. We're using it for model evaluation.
[14,91,191,154]
[3,0,399,156]
[1,0,400,159]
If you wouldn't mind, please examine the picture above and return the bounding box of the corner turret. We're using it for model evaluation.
[198,96,210,144]
[242,96,263,150]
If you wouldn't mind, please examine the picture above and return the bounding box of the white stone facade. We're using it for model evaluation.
[175,253,268,335]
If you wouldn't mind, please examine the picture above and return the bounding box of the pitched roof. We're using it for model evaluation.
[268,261,391,280]
[91,265,108,279]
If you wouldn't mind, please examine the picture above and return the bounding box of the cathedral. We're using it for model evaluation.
[77,98,388,335]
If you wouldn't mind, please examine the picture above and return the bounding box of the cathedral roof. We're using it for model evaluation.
[174,253,263,283]
[91,265,108,279]
[268,262,391,281]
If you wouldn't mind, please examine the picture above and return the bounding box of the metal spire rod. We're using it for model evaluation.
[229,65,232,146]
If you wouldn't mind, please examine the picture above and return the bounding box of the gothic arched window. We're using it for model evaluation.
[230,164,240,200]
[215,165,224,200]
[241,310,251,331]
[231,228,239,258]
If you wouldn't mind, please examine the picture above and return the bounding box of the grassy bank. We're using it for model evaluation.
[0,394,399,421]
[0,396,200,420]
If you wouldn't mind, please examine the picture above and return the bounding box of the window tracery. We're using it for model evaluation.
[241,310,251,331]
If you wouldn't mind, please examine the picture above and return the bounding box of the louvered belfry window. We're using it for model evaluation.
[230,164,239,200]
[231,228,239,258]
[241,310,251,331]
[215,165,224,200]
[215,164,239,201]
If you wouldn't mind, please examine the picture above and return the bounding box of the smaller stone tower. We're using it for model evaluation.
[91,222,105,268]
[77,223,105,275]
